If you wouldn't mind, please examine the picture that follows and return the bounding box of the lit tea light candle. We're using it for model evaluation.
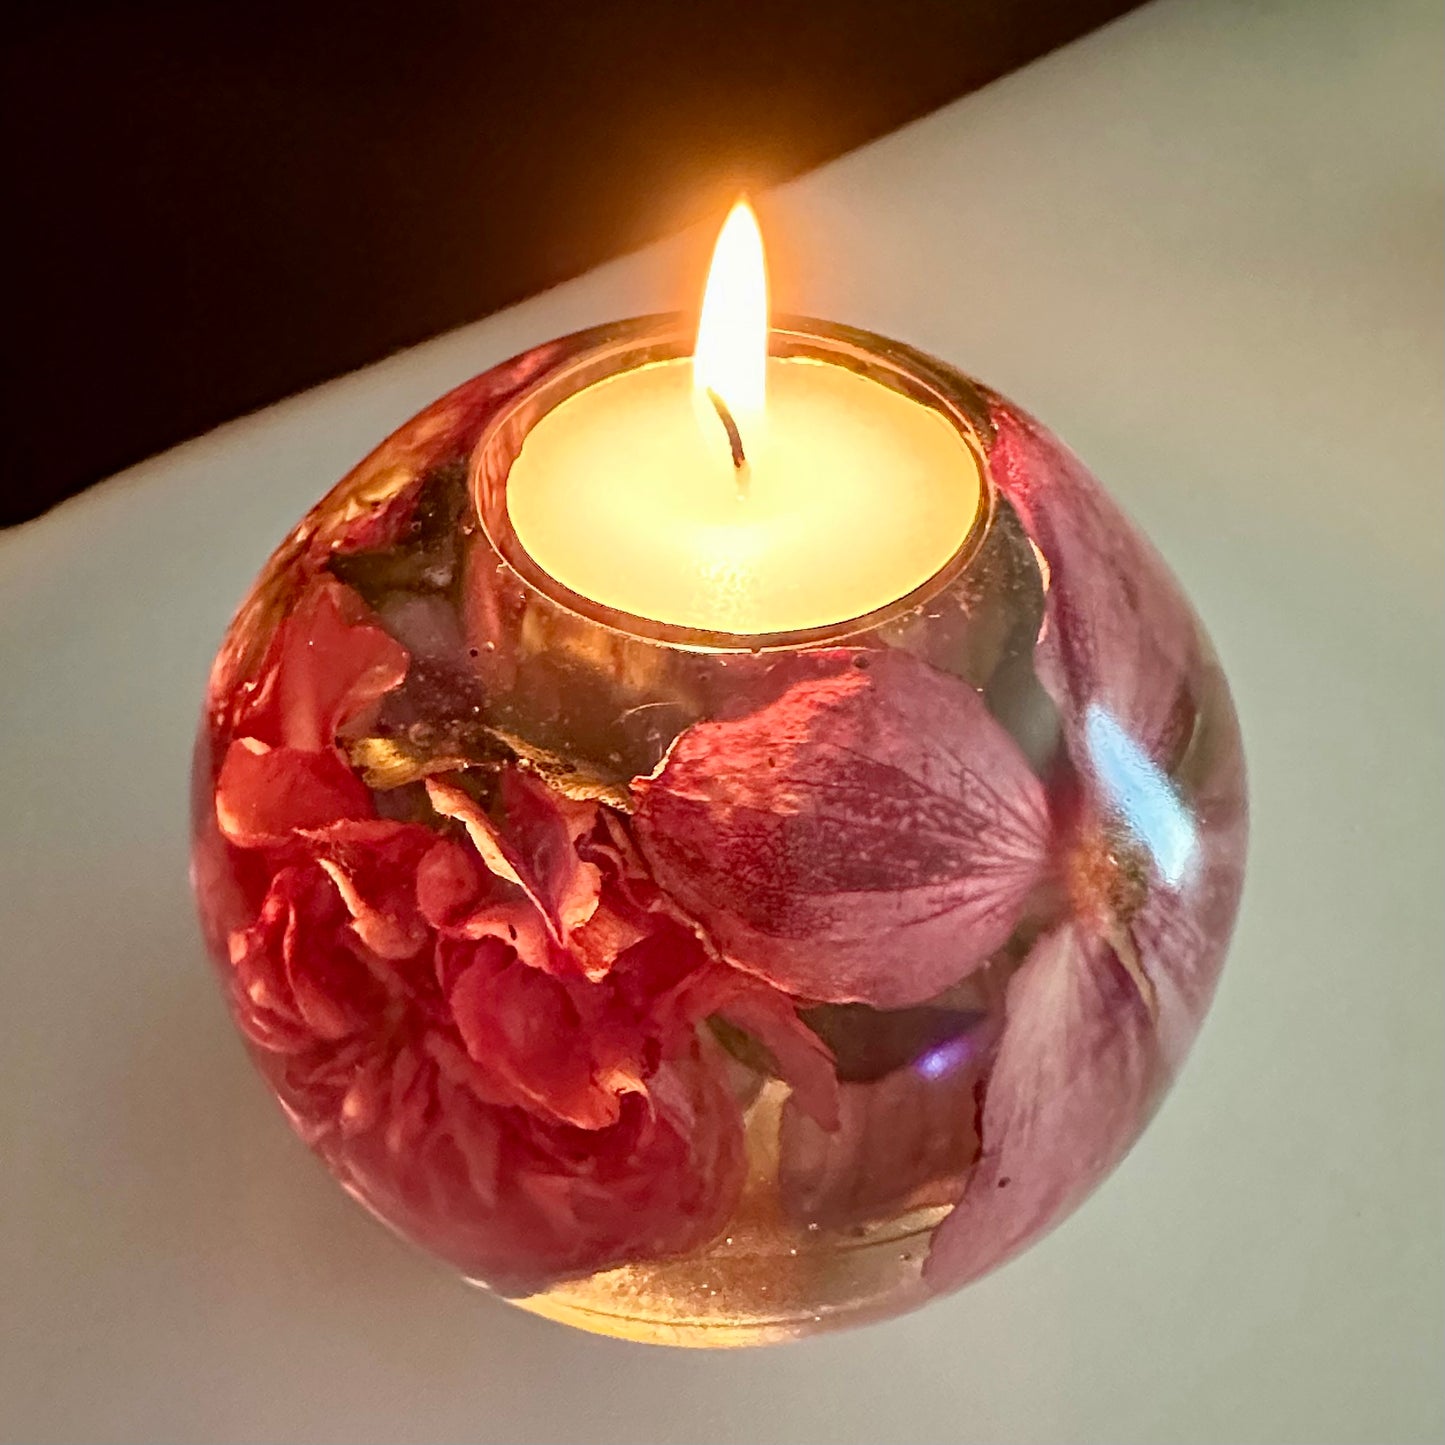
[506,201,982,636]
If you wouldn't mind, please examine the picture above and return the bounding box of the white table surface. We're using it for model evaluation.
[3,1,1441,1441]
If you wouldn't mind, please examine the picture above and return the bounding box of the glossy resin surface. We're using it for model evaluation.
[192,318,1246,1344]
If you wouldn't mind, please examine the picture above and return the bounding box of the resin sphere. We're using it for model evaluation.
[191,317,1246,1345]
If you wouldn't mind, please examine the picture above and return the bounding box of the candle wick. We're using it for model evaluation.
[705,387,748,477]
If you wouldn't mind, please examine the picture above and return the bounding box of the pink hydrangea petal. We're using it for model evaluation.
[263,1035,376,1147]
[633,649,1051,1007]
[216,739,374,847]
[311,868,422,961]
[601,924,722,1040]
[434,1076,504,1205]
[338,1051,390,1137]
[190,734,263,951]
[248,922,749,1292]
[424,1025,520,1112]
[284,955,364,1041]
[988,397,1201,768]
[1130,704,1247,1070]
[455,900,560,975]
[989,395,1247,1068]
[275,872,378,1039]
[383,1041,435,1156]
[923,921,1163,1291]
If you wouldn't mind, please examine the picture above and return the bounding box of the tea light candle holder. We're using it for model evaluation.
[192,210,1246,1346]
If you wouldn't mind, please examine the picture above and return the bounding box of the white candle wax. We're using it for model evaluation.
[505,354,981,636]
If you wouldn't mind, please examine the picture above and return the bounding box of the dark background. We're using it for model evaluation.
[3,0,1142,527]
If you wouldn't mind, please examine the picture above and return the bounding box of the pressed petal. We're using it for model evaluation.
[483,1042,746,1293]
[322,470,426,560]
[425,779,537,892]
[312,340,568,568]
[500,769,602,936]
[1129,698,1248,1070]
[415,838,484,928]
[779,1040,986,1230]
[988,395,1247,1070]
[228,912,312,1054]
[305,817,439,965]
[241,576,410,753]
[923,921,1162,1292]
[283,1028,746,1293]
[190,743,263,953]
[425,774,601,944]
[216,739,374,848]
[446,936,632,1129]
[602,922,724,1041]
[566,896,654,982]
[425,1023,519,1111]
[416,832,567,976]
[988,396,1202,774]
[713,985,840,1132]
[434,1075,504,1204]
[227,865,384,1051]
[583,809,715,941]
[633,649,1051,1007]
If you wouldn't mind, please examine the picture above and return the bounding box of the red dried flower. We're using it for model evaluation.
[200,573,837,1288]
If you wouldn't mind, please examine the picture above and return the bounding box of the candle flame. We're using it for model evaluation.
[694,199,768,418]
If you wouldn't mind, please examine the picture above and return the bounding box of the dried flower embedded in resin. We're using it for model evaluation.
[192,318,1245,1345]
